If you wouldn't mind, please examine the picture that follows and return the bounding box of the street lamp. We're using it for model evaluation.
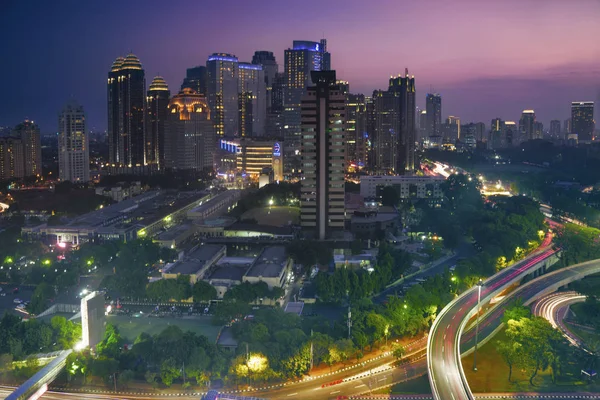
[473,278,483,371]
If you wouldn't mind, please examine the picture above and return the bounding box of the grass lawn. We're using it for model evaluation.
[241,205,299,226]
[107,315,222,343]
[462,328,600,393]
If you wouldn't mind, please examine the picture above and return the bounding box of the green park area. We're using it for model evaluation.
[241,205,299,226]
[107,315,221,344]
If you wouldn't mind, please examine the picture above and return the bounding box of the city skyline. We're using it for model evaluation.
[1,0,599,133]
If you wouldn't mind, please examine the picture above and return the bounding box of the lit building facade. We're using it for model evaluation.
[238,63,266,137]
[219,138,283,181]
[571,101,595,142]
[164,89,215,171]
[284,40,331,173]
[107,54,146,167]
[206,53,239,137]
[300,71,345,240]
[146,76,170,168]
[14,119,42,177]
[426,93,442,138]
[58,101,89,182]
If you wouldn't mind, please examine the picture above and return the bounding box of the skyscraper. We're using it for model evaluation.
[284,40,331,173]
[418,110,427,142]
[238,63,266,137]
[146,76,170,168]
[107,54,146,167]
[445,116,461,141]
[266,72,285,138]
[300,71,345,240]
[58,101,89,182]
[164,88,215,171]
[426,93,442,138]
[571,101,595,142]
[14,119,42,176]
[373,89,399,173]
[389,72,416,173]
[206,53,239,137]
[251,51,278,113]
[550,120,561,137]
[519,110,536,141]
[181,66,207,96]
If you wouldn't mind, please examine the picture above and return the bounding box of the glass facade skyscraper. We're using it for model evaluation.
[58,101,89,182]
[206,53,239,137]
[146,76,170,168]
[107,54,146,166]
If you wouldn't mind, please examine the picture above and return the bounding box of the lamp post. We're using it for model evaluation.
[473,278,483,371]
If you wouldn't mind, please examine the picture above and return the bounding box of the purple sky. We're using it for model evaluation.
[1,0,599,133]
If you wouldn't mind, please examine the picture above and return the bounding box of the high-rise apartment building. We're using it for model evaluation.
[284,40,331,173]
[345,93,367,166]
[58,101,89,182]
[181,66,207,96]
[534,121,544,139]
[14,119,42,176]
[564,118,571,134]
[550,120,561,137]
[164,88,215,171]
[519,110,536,141]
[206,53,239,137]
[571,101,595,142]
[107,54,146,167]
[238,63,266,137]
[0,137,25,180]
[461,122,485,143]
[300,71,345,240]
[146,76,170,168]
[426,93,442,138]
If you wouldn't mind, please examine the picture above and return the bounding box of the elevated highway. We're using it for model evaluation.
[429,255,600,400]
[428,239,559,400]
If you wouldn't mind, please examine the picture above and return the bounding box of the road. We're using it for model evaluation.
[428,232,556,400]
[532,291,587,350]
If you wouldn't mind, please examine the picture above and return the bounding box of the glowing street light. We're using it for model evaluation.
[74,341,85,351]
[268,198,274,206]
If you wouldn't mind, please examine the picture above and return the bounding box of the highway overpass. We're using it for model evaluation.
[429,255,600,400]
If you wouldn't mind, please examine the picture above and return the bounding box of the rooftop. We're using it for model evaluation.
[169,244,225,275]
[207,264,247,282]
[245,246,287,278]
[155,223,194,241]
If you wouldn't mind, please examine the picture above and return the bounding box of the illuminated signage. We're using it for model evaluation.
[273,142,281,157]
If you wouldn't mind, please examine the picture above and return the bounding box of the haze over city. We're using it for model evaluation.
[1,0,599,131]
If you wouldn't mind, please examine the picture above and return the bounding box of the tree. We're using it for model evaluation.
[502,299,531,324]
[96,324,123,359]
[192,280,217,303]
[496,340,522,382]
[160,357,181,387]
[393,345,406,362]
[51,316,80,349]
